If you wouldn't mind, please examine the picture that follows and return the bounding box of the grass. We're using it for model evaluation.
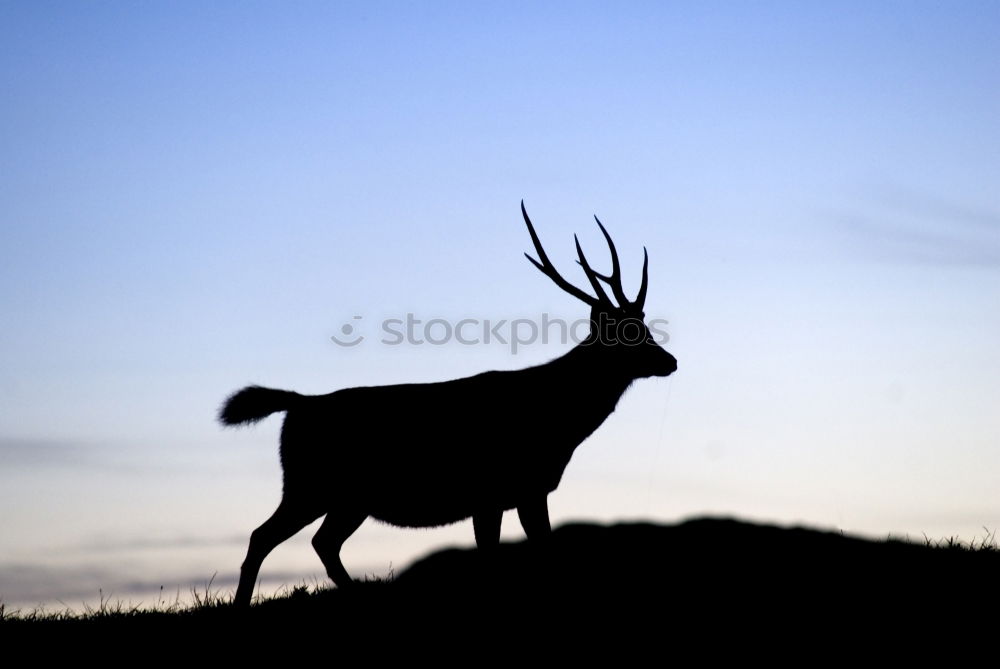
[919,526,998,552]
[0,577,230,624]
[0,572,394,624]
[2,517,998,632]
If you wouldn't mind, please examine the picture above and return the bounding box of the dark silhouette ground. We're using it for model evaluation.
[5,517,998,644]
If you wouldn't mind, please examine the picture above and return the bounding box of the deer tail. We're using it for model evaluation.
[218,385,303,426]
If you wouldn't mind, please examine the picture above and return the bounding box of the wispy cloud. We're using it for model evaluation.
[0,437,91,468]
[0,562,245,609]
[69,533,260,554]
[835,187,1000,267]
[0,563,120,607]
[0,435,199,473]
[0,529,319,608]
[875,188,1000,232]
[0,561,379,611]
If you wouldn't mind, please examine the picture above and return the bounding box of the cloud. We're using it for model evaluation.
[835,187,1000,267]
[0,563,119,607]
[0,435,198,473]
[0,530,312,608]
[0,562,242,609]
[875,188,1000,232]
[70,533,254,554]
[0,437,91,468]
[0,561,374,611]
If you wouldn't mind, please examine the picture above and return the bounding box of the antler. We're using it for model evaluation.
[578,216,650,311]
[634,247,649,311]
[573,234,614,306]
[522,201,604,308]
[586,217,631,308]
[523,201,649,311]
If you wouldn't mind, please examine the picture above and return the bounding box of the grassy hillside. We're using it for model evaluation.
[4,516,997,637]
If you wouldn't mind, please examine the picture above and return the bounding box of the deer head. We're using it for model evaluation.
[521,201,677,380]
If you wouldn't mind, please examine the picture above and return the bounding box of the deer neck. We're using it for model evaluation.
[550,343,637,412]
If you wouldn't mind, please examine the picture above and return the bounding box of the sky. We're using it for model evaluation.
[1,1,999,609]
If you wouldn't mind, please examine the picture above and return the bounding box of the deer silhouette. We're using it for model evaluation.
[219,202,678,606]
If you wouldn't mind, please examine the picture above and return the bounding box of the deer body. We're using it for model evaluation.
[222,204,677,606]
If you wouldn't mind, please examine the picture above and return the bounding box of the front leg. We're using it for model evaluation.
[517,495,551,540]
[473,508,503,550]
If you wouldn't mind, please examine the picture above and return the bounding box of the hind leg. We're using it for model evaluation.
[473,508,503,549]
[312,510,368,588]
[235,499,323,607]
[517,496,551,540]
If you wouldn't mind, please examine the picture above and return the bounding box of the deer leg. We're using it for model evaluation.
[312,510,367,588]
[235,500,321,607]
[473,509,503,550]
[517,496,551,540]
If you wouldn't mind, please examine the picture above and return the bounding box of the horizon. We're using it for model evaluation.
[2,1,999,609]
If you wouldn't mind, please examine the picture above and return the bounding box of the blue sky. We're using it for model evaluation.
[1,1,999,608]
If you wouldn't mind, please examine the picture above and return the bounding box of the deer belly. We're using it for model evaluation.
[366,479,484,527]
[364,451,569,528]
[366,471,511,527]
